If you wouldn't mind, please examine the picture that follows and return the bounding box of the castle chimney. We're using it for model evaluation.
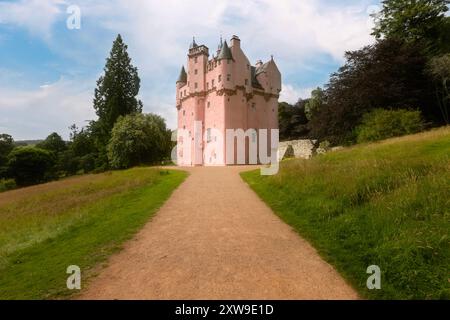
[230,35,240,49]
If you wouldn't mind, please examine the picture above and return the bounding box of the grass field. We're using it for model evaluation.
[0,167,187,299]
[241,127,450,299]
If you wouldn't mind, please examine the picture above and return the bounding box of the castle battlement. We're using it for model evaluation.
[176,35,281,166]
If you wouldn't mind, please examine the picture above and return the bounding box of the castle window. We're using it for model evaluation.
[184,89,186,96]
[194,57,198,63]
[183,110,185,116]
[252,103,256,110]
[207,102,210,108]
[195,82,198,89]
[194,69,198,75]
[180,91,182,97]
[206,128,212,143]
[227,74,231,81]
[245,79,248,85]
[212,79,215,86]
[218,75,222,83]
[206,82,209,90]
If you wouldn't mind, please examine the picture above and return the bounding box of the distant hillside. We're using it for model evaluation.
[14,140,44,147]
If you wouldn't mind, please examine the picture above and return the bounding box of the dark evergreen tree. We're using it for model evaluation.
[93,34,143,143]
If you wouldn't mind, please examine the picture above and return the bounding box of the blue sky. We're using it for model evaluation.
[0,0,380,140]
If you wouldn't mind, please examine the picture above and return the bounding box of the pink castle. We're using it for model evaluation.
[176,35,281,166]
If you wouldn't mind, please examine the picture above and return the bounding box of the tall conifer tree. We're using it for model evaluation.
[93,34,143,142]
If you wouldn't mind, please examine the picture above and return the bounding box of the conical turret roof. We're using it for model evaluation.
[217,40,233,60]
[177,66,187,83]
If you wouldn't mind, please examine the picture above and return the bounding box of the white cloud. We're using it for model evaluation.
[0,0,66,39]
[0,78,94,140]
[279,84,315,104]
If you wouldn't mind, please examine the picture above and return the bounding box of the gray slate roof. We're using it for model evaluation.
[177,66,187,83]
[217,40,233,60]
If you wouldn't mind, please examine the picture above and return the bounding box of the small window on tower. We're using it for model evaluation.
[194,69,198,75]
[183,110,185,116]
[227,74,231,81]
[218,75,222,82]
[194,57,198,63]
[184,89,186,96]
[212,79,215,86]
[207,102,210,108]
[195,82,198,89]
[206,82,209,90]
[245,79,248,85]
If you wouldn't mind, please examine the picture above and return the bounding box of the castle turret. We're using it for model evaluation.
[176,65,187,107]
[217,40,233,60]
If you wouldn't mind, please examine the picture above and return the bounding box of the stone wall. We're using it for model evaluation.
[278,139,318,161]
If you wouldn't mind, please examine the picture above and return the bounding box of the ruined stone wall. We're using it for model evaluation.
[278,139,318,161]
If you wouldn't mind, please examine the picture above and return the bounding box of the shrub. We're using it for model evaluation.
[356,109,425,143]
[0,178,16,192]
[107,113,171,169]
[7,147,56,186]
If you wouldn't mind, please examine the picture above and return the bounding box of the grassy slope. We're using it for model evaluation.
[0,167,187,299]
[241,127,450,299]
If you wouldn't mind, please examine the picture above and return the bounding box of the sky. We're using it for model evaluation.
[0,0,380,140]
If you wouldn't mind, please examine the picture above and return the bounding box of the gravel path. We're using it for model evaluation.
[78,166,358,299]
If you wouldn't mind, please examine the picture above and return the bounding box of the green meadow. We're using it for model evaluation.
[242,127,450,299]
[0,167,187,299]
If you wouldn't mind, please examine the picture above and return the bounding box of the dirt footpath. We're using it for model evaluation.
[78,166,358,299]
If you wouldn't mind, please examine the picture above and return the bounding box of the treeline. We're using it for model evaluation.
[280,0,450,145]
[0,34,172,190]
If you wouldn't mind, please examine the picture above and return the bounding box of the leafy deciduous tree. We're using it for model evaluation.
[107,113,171,169]
[372,0,449,51]
[7,147,55,186]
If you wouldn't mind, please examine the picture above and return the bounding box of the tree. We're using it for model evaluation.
[356,108,425,143]
[427,54,450,123]
[278,100,309,141]
[93,34,143,143]
[7,147,55,186]
[308,38,436,144]
[372,0,449,51]
[37,132,67,154]
[305,87,325,121]
[107,113,171,169]
[0,134,14,178]
[0,134,14,164]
